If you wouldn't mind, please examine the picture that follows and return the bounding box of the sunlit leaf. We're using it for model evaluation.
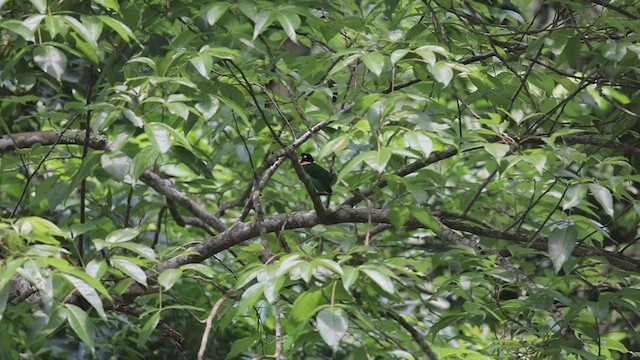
[361,53,385,77]
[316,308,348,352]
[588,184,614,218]
[33,45,67,81]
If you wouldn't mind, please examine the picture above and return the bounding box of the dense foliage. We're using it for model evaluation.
[1,0,639,358]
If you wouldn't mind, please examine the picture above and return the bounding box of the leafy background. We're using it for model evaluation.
[1,0,639,359]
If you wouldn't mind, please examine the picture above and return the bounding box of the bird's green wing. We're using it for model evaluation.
[303,163,336,185]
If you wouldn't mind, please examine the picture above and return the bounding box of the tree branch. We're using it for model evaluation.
[140,170,228,233]
[0,130,109,153]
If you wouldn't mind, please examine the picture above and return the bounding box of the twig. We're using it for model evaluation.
[197,295,228,360]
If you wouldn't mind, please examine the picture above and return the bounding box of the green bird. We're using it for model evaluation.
[300,153,337,195]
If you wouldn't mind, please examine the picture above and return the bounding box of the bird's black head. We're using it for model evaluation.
[300,153,315,164]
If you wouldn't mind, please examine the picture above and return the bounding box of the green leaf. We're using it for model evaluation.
[316,259,344,276]
[291,288,323,324]
[361,267,395,294]
[0,20,35,41]
[276,10,300,43]
[17,216,65,237]
[85,260,107,279]
[411,207,441,233]
[404,131,433,158]
[318,135,349,160]
[33,45,67,81]
[138,312,160,348]
[428,62,453,86]
[588,184,614,218]
[203,3,230,26]
[0,258,26,292]
[316,308,349,352]
[390,49,409,65]
[111,257,147,286]
[113,242,156,261]
[484,143,510,164]
[225,336,259,360]
[145,122,171,154]
[64,304,96,354]
[63,15,98,51]
[29,0,46,13]
[106,228,139,244]
[195,95,219,119]
[548,225,577,273]
[389,206,411,230]
[252,10,274,40]
[562,184,587,210]
[122,108,144,127]
[361,53,385,77]
[341,266,359,294]
[101,152,131,182]
[362,149,391,173]
[93,0,120,11]
[63,275,106,320]
[133,146,159,179]
[158,269,182,290]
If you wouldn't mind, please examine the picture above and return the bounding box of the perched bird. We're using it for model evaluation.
[300,153,337,195]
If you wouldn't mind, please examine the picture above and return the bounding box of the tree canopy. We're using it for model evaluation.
[1,0,639,359]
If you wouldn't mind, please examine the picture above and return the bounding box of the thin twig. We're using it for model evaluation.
[197,295,228,360]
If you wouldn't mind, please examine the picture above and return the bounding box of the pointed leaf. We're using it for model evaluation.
[138,312,160,348]
[562,184,587,210]
[63,275,106,320]
[144,122,171,154]
[64,304,96,353]
[33,45,67,81]
[411,208,441,233]
[404,131,433,158]
[588,184,614,218]
[341,266,359,294]
[252,10,274,40]
[276,11,300,43]
[106,228,139,244]
[361,53,385,77]
[361,268,395,294]
[111,257,147,286]
[99,16,136,43]
[317,308,348,352]
[362,149,391,173]
[158,269,182,290]
[484,143,510,164]
[548,225,577,273]
[389,206,411,230]
[428,62,453,86]
[291,288,323,324]
[203,3,230,25]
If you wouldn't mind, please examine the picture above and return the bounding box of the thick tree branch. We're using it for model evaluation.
[0,130,109,153]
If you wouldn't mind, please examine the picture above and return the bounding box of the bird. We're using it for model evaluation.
[300,153,337,195]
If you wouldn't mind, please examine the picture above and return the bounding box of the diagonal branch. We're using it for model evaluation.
[341,147,459,207]
[140,170,227,233]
